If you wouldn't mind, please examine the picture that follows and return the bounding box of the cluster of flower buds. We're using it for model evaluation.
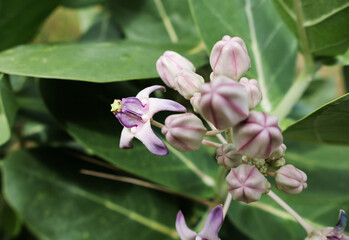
[111,35,308,206]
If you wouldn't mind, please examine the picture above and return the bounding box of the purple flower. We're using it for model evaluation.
[111,85,186,155]
[176,205,223,240]
[326,210,349,240]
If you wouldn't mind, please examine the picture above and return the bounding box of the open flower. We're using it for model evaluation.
[111,85,186,155]
[176,205,223,240]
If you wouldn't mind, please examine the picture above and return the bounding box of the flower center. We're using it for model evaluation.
[110,99,123,113]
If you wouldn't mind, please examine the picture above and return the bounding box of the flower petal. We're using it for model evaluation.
[198,205,223,240]
[147,98,186,118]
[119,127,135,149]
[175,211,197,240]
[134,121,168,155]
[136,85,165,100]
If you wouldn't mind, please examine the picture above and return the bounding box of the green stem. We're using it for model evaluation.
[272,71,312,121]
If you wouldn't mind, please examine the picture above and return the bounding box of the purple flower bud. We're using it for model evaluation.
[275,164,307,194]
[175,69,204,100]
[210,36,251,80]
[269,143,287,161]
[162,113,206,151]
[226,164,266,203]
[239,77,262,110]
[190,92,201,113]
[199,76,249,130]
[216,144,242,169]
[156,51,195,89]
[233,111,283,158]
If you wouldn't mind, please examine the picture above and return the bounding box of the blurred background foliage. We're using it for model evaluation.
[0,0,348,239]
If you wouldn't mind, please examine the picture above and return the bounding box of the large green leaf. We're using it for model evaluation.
[108,0,200,45]
[0,41,206,82]
[0,0,60,51]
[2,148,179,240]
[283,93,349,145]
[189,0,297,112]
[62,0,105,8]
[39,79,217,198]
[0,75,18,146]
[272,0,349,58]
[228,140,349,240]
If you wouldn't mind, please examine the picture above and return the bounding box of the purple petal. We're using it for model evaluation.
[116,97,147,128]
[198,205,223,240]
[116,112,143,128]
[119,127,135,149]
[334,210,347,234]
[136,85,165,100]
[175,211,197,240]
[134,121,168,155]
[147,98,186,118]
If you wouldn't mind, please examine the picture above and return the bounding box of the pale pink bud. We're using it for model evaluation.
[226,164,266,203]
[275,164,307,194]
[239,77,262,110]
[199,76,249,130]
[233,111,283,158]
[210,36,251,80]
[156,51,195,88]
[162,113,206,151]
[190,92,201,113]
[175,69,204,99]
[269,143,287,160]
[216,144,242,169]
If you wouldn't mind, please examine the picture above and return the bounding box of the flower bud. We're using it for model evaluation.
[216,144,242,169]
[269,144,287,161]
[275,164,307,194]
[156,51,195,88]
[270,157,286,168]
[199,76,249,130]
[175,70,204,99]
[162,113,206,151]
[226,164,266,203]
[233,111,283,158]
[210,36,251,80]
[239,77,262,110]
[190,92,201,113]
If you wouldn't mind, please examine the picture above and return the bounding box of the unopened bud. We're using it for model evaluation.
[190,92,201,113]
[162,113,206,151]
[269,144,287,160]
[233,111,283,158]
[156,51,195,88]
[210,36,251,80]
[175,70,204,99]
[226,164,266,203]
[275,164,307,194]
[216,144,242,169]
[270,157,286,168]
[199,76,249,130]
[239,77,262,110]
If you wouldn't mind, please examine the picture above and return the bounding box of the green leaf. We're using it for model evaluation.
[283,93,349,145]
[39,79,217,198]
[0,75,18,146]
[0,194,22,238]
[0,41,206,82]
[272,0,349,58]
[62,0,105,8]
[189,0,297,112]
[108,0,200,45]
[2,148,179,239]
[228,140,349,240]
[0,0,60,51]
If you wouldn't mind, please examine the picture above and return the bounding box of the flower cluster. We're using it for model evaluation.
[111,35,309,239]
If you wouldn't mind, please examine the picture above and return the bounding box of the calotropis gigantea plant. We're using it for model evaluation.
[111,36,349,240]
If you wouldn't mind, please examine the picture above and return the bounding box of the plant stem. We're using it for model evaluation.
[205,129,223,136]
[223,193,233,218]
[151,119,165,129]
[202,139,222,148]
[267,190,315,235]
[207,122,227,144]
[272,71,312,122]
